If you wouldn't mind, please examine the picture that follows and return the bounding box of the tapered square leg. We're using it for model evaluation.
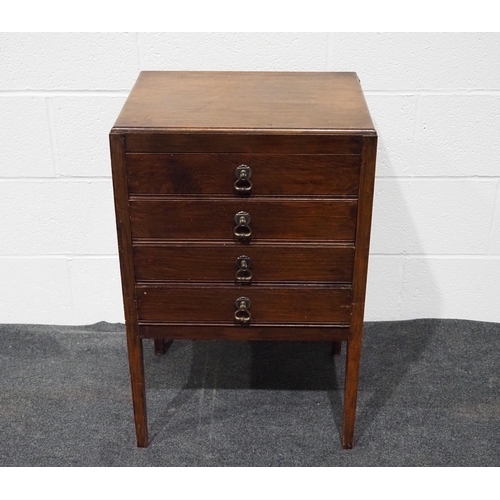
[154,338,173,356]
[127,333,148,447]
[331,341,342,356]
[342,337,362,449]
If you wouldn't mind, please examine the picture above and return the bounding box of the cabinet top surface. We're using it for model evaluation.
[112,71,375,134]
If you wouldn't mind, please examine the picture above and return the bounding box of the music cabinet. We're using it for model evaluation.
[110,71,377,448]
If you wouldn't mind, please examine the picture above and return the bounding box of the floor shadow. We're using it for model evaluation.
[144,338,342,442]
[146,339,340,391]
[144,319,436,444]
[144,339,342,439]
[353,319,436,440]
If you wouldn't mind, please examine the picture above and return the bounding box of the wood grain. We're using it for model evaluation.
[129,198,357,241]
[139,324,351,342]
[136,285,352,324]
[126,153,360,196]
[113,71,375,132]
[110,133,148,447]
[111,71,377,450]
[342,134,378,449]
[125,133,363,154]
[133,243,354,283]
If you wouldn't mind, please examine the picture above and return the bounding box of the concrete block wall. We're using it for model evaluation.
[1,33,499,325]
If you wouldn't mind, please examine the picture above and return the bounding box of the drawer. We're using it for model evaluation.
[124,133,363,154]
[133,244,354,283]
[129,199,357,241]
[126,153,360,196]
[136,285,352,324]
[137,324,351,342]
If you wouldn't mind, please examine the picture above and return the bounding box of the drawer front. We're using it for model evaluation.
[133,244,354,283]
[136,286,352,324]
[129,199,357,241]
[125,133,363,154]
[138,324,351,342]
[126,153,360,196]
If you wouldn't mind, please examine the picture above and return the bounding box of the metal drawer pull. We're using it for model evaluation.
[234,165,252,194]
[234,297,251,324]
[235,256,252,283]
[234,211,252,240]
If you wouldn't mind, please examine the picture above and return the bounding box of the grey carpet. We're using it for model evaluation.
[0,319,498,466]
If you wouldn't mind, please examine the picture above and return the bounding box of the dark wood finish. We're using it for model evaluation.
[126,153,360,196]
[331,341,342,356]
[136,285,352,324]
[110,133,148,447]
[114,72,375,132]
[129,198,357,242]
[140,324,351,342]
[342,135,378,449]
[110,71,377,449]
[133,243,355,283]
[126,334,147,447]
[125,133,362,154]
[154,338,173,356]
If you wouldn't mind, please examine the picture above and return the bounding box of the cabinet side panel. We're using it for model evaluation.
[110,132,138,326]
[351,134,377,325]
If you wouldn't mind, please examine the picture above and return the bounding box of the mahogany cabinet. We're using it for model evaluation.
[110,71,377,449]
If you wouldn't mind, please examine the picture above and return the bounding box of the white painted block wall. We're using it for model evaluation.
[0,33,499,325]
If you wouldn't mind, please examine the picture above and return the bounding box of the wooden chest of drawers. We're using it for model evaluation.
[110,71,377,449]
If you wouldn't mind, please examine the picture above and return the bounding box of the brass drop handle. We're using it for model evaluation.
[234,165,252,194]
[234,297,251,324]
[235,256,252,283]
[234,211,252,240]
